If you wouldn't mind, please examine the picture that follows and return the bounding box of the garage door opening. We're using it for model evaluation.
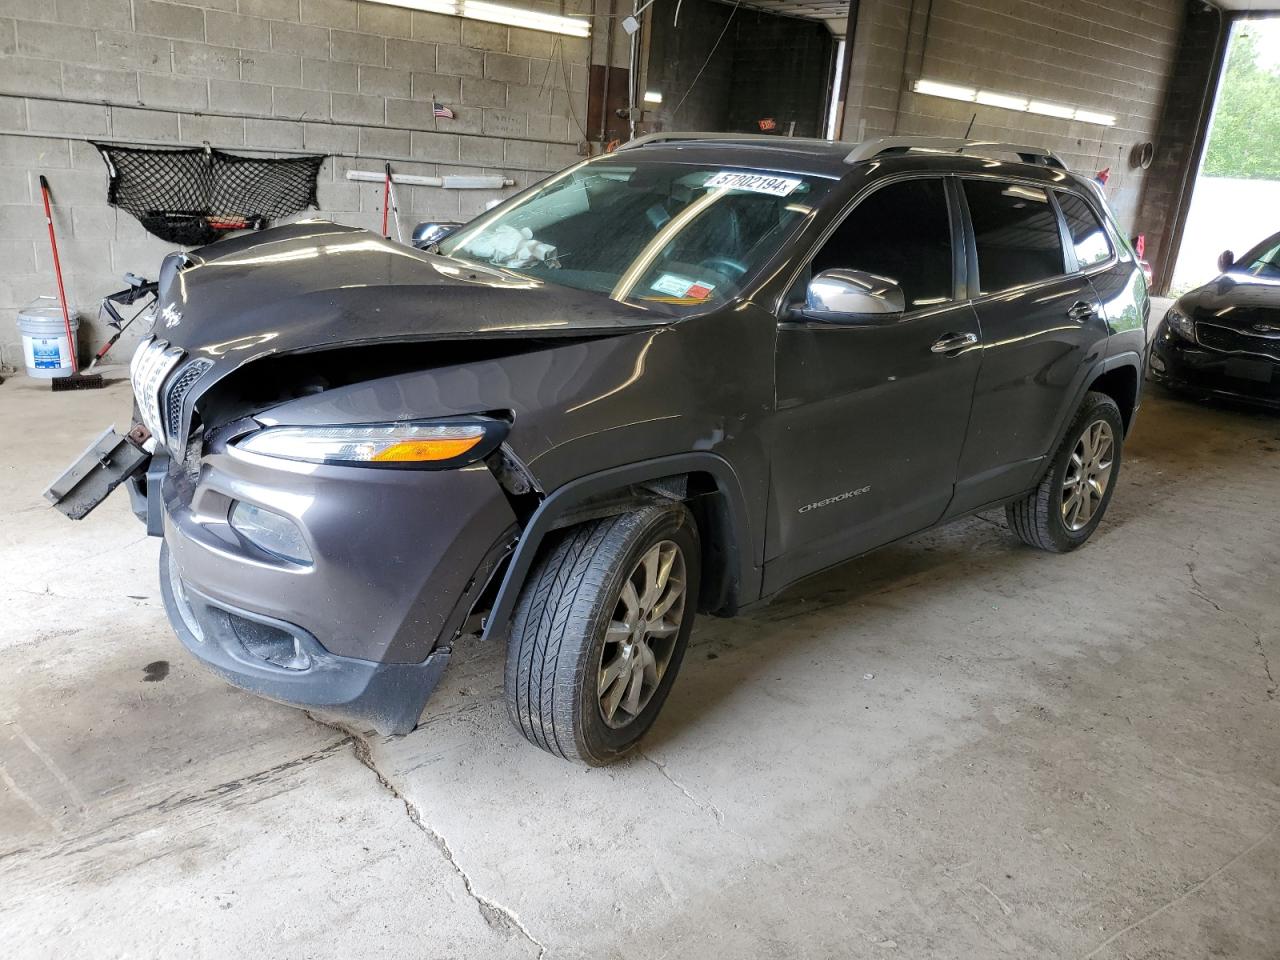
[632,0,840,139]
[1170,15,1280,293]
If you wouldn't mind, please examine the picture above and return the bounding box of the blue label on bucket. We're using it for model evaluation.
[33,339,62,368]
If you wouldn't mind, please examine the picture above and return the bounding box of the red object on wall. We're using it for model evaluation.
[1134,233,1146,258]
[758,118,777,132]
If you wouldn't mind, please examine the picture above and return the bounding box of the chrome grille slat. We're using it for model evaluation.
[129,336,184,447]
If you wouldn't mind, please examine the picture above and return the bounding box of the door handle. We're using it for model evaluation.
[930,331,979,354]
[1067,300,1097,322]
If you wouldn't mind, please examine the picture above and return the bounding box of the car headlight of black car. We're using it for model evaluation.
[1163,305,1196,342]
[236,417,508,469]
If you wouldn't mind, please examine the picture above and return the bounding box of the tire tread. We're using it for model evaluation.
[1004,391,1123,553]
[505,506,694,764]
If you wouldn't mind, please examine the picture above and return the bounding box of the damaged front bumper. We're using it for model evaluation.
[49,415,520,735]
[159,541,452,735]
[155,430,518,734]
[1150,322,1280,409]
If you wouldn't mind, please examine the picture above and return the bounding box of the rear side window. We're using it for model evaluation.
[1056,192,1113,267]
[811,178,953,310]
[963,180,1066,294]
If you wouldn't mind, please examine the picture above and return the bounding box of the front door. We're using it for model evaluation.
[766,176,982,593]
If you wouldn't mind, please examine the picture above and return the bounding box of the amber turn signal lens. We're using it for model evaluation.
[371,436,484,462]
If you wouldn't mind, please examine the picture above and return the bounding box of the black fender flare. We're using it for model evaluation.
[480,452,760,643]
[1040,350,1144,481]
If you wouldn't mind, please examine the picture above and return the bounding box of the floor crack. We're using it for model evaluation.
[305,712,547,957]
[1079,822,1279,958]
[1185,564,1275,701]
[1254,634,1278,702]
[639,750,724,825]
[1185,562,1223,613]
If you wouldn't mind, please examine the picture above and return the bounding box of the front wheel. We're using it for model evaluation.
[504,503,700,765]
[1005,391,1125,552]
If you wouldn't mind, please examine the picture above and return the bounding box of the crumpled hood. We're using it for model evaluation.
[1178,273,1280,333]
[155,220,668,363]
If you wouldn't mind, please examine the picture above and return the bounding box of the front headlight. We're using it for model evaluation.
[1163,305,1196,342]
[235,418,508,469]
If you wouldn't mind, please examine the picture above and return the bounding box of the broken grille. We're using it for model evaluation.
[166,358,214,452]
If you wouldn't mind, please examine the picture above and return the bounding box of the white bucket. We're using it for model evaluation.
[16,296,80,379]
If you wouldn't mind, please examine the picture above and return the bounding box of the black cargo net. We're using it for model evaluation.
[95,143,324,245]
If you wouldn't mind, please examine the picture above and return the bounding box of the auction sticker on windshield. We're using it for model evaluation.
[651,273,716,298]
[705,171,801,196]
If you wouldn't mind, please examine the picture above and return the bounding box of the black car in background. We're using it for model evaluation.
[1151,230,1280,408]
[51,134,1149,764]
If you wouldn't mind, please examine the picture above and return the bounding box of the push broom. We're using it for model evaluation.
[40,175,103,391]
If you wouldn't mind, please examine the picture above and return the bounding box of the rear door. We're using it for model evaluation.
[949,177,1110,514]
[766,175,982,592]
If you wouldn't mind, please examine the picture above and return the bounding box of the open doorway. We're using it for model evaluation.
[1171,16,1280,292]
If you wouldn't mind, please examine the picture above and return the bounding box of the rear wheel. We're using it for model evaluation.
[504,503,700,765]
[1005,391,1124,552]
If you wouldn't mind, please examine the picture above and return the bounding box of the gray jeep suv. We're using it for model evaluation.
[52,135,1148,764]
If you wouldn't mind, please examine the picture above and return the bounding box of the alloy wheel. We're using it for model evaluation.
[1062,419,1115,532]
[598,540,687,728]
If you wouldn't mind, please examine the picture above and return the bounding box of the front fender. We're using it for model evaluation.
[480,452,759,644]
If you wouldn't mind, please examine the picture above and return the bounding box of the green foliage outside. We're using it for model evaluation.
[1201,27,1280,180]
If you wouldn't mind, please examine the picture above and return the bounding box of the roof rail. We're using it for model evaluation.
[614,131,836,152]
[844,137,1068,169]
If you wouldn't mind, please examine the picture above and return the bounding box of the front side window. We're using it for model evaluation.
[1056,191,1113,268]
[438,158,832,312]
[809,177,954,310]
[963,180,1066,295]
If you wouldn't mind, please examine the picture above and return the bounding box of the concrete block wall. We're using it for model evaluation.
[840,0,1187,232]
[0,0,595,371]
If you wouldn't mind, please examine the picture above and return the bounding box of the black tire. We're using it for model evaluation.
[1005,391,1125,553]
[504,503,701,765]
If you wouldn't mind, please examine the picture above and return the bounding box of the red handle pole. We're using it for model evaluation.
[39,175,78,374]
[381,164,391,239]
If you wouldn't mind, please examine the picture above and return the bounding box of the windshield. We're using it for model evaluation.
[438,157,832,310]
[1238,233,1280,279]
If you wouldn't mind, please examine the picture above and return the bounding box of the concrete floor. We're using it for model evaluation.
[1,367,1277,959]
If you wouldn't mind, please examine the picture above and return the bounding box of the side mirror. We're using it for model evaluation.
[799,269,905,322]
[1217,249,1234,274]
[412,221,464,250]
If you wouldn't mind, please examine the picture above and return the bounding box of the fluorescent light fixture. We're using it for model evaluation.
[367,0,591,37]
[643,90,662,104]
[1072,108,1117,126]
[1027,99,1075,119]
[913,79,976,102]
[914,76,1116,127]
[975,90,1028,111]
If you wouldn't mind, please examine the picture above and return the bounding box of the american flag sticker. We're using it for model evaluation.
[433,101,455,120]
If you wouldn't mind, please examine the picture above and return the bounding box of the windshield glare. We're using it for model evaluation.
[439,158,831,310]
[1241,236,1280,279]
